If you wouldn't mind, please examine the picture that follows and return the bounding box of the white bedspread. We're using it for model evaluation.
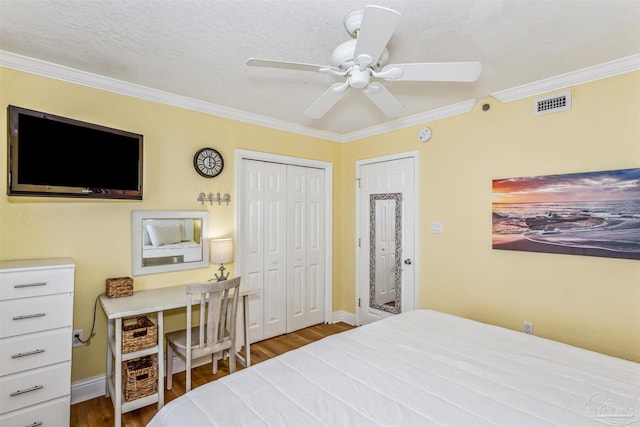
[148,309,640,426]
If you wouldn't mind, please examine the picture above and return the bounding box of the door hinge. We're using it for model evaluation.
[355,178,361,188]
[358,298,361,307]
[358,238,361,247]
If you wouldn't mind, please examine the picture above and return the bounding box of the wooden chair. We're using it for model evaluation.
[165,277,241,392]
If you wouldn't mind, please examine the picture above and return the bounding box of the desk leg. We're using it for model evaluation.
[235,294,251,368]
[114,317,122,427]
[106,318,113,397]
[156,311,164,410]
[244,295,251,367]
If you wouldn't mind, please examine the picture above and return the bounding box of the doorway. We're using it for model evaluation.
[356,152,418,325]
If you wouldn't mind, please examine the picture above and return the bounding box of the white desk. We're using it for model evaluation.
[99,285,257,427]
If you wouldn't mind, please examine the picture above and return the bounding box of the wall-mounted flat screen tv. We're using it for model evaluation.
[7,105,143,200]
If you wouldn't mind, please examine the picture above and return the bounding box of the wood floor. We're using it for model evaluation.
[70,322,355,427]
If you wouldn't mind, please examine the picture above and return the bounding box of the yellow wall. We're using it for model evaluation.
[340,71,640,362]
[0,68,343,381]
[1,68,638,387]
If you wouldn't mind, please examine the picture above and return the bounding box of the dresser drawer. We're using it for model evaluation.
[0,267,74,300]
[0,362,70,414]
[0,328,71,376]
[0,294,73,339]
[0,395,69,427]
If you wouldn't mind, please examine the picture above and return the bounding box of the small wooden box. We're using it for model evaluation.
[122,356,157,401]
[122,316,157,353]
[106,277,133,298]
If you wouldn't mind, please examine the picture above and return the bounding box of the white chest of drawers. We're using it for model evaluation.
[0,258,75,426]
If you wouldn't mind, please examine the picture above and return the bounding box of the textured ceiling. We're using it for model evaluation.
[1,0,639,139]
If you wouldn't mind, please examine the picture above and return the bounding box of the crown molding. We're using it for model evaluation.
[491,53,640,103]
[2,50,637,142]
[0,50,344,142]
[341,99,477,142]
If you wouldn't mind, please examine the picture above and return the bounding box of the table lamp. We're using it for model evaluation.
[210,238,233,281]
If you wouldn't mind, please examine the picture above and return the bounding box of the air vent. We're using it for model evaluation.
[533,91,571,116]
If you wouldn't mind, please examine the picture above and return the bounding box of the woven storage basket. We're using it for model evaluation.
[122,356,157,401]
[122,316,157,353]
[106,276,133,298]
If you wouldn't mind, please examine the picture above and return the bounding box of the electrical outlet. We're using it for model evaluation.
[523,322,534,335]
[72,329,84,347]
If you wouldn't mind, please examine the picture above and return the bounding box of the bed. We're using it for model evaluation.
[142,218,203,264]
[148,309,640,426]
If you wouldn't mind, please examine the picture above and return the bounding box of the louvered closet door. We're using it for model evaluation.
[243,160,287,342]
[286,166,325,332]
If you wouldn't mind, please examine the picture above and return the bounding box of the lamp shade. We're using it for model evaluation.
[210,238,233,264]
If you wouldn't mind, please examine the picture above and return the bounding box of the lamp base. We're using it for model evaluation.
[213,264,229,282]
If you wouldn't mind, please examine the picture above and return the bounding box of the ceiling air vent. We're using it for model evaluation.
[533,91,571,116]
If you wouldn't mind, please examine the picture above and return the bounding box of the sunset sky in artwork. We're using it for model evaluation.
[492,168,640,204]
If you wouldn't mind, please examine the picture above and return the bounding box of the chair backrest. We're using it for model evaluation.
[185,277,241,355]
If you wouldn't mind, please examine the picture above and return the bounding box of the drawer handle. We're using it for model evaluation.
[12,313,46,321]
[25,422,43,427]
[12,349,45,358]
[14,282,47,289]
[10,384,43,397]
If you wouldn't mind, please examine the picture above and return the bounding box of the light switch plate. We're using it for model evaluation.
[431,222,443,234]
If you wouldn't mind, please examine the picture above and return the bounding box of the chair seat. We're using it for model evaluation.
[165,326,203,352]
[166,326,231,357]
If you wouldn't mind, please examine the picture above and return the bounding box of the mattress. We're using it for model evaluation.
[148,309,640,426]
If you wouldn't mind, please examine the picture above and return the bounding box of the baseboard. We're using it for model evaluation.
[72,311,356,405]
[331,310,356,325]
[70,375,106,405]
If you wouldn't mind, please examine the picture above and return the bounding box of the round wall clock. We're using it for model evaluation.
[193,147,224,178]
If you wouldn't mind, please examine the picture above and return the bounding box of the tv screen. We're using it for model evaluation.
[7,106,143,200]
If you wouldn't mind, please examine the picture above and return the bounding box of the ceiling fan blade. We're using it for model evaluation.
[247,58,340,74]
[303,83,350,119]
[362,83,406,118]
[353,6,401,67]
[380,62,482,82]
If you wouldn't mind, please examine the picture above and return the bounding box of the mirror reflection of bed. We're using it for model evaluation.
[142,218,203,267]
[132,210,209,276]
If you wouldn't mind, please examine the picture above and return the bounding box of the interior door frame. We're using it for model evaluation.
[355,151,419,325]
[235,149,333,324]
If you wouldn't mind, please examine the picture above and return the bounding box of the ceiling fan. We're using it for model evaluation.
[247,5,481,119]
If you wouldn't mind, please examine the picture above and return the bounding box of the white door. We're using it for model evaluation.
[240,157,327,342]
[287,166,325,332]
[242,160,287,342]
[357,154,417,325]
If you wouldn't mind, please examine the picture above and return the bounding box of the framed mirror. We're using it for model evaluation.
[132,210,209,276]
[369,193,401,314]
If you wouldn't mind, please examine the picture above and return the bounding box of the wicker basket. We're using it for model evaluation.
[122,316,157,353]
[106,277,133,298]
[122,356,157,401]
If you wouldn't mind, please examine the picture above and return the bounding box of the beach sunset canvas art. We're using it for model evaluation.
[492,168,640,260]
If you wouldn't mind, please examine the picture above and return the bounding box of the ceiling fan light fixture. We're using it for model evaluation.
[348,68,370,89]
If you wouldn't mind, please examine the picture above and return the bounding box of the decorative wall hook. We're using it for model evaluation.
[197,192,208,205]
[197,192,231,205]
